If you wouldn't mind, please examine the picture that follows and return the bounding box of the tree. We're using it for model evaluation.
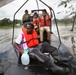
[0,18,21,26]
[55,0,76,19]
[14,19,21,24]
[0,18,12,26]
[57,0,76,30]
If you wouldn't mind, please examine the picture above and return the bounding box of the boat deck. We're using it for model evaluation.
[0,34,74,75]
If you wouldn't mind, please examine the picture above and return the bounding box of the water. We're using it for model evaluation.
[52,25,76,55]
[0,28,21,52]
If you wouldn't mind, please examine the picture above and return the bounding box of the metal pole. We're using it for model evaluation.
[12,0,29,57]
[71,14,76,31]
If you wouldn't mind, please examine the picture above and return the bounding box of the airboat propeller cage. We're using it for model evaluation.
[12,0,62,57]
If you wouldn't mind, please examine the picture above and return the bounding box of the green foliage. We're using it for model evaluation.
[0,18,12,26]
[0,18,21,26]
[13,19,21,24]
[58,0,72,7]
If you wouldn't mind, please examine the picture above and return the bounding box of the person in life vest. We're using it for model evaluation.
[22,10,30,26]
[14,22,70,74]
[32,12,39,34]
[39,7,52,43]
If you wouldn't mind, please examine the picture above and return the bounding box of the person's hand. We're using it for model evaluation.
[34,26,38,29]
[20,50,24,54]
[49,7,52,10]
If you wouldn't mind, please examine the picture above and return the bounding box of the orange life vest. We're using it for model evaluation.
[39,16,51,27]
[32,18,39,26]
[22,28,39,48]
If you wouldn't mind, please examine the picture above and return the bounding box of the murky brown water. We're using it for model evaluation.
[0,25,76,55]
[53,25,76,55]
[0,28,22,52]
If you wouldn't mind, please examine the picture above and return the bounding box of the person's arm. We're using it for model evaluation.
[49,7,53,18]
[14,34,24,54]
[22,14,25,25]
[14,42,24,54]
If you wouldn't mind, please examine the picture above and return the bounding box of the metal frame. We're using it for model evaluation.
[71,14,76,31]
[12,0,62,57]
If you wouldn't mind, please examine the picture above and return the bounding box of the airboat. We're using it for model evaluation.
[0,0,76,75]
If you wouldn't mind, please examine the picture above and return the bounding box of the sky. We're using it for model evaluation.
[0,0,76,20]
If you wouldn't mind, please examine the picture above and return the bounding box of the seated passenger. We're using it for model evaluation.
[14,22,70,73]
[22,10,30,26]
[39,8,52,43]
[32,12,39,34]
